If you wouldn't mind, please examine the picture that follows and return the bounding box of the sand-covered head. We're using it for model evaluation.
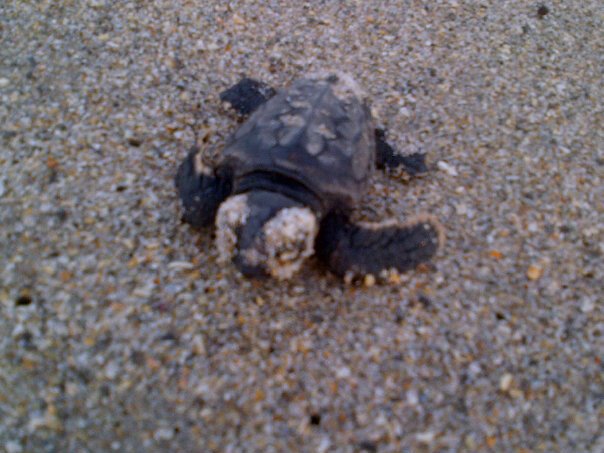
[215,191,318,279]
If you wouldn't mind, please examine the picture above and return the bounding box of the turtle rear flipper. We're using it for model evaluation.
[220,78,276,116]
[315,212,444,279]
[175,148,232,228]
[375,128,428,176]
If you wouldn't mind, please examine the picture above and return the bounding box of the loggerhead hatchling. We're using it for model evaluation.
[175,72,443,280]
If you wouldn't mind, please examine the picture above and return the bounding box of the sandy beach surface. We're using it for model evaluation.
[1,1,602,451]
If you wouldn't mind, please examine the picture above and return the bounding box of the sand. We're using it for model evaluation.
[1,1,602,451]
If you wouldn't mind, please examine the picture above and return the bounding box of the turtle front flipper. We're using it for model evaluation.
[315,212,444,280]
[375,128,428,176]
[220,78,276,116]
[175,148,232,228]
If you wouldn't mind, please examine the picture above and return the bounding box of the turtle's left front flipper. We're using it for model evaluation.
[175,148,232,228]
[220,78,276,116]
[315,212,444,279]
[375,129,428,176]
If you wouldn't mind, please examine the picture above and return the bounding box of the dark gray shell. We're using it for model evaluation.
[220,74,375,211]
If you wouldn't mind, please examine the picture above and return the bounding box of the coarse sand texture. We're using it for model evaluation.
[1,1,602,452]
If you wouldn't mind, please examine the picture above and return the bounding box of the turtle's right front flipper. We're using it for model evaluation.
[220,78,276,116]
[315,212,444,279]
[175,148,232,228]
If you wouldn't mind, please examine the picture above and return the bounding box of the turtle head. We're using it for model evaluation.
[215,191,318,279]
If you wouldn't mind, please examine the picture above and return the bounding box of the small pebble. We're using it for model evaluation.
[317,437,331,453]
[464,435,477,450]
[232,14,246,26]
[489,250,503,260]
[456,203,468,215]
[437,160,458,176]
[154,427,175,441]
[363,274,376,287]
[499,373,513,392]
[406,389,419,406]
[416,431,435,444]
[336,366,351,379]
[486,435,497,448]
[0,77,9,88]
[580,298,594,313]
[527,265,543,281]
[387,270,401,285]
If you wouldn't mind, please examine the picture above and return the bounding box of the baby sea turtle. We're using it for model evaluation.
[175,72,443,280]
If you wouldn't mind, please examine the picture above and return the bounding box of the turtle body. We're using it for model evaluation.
[175,73,443,280]
[221,74,374,214]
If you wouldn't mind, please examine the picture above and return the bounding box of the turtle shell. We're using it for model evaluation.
[220,74,375,213]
